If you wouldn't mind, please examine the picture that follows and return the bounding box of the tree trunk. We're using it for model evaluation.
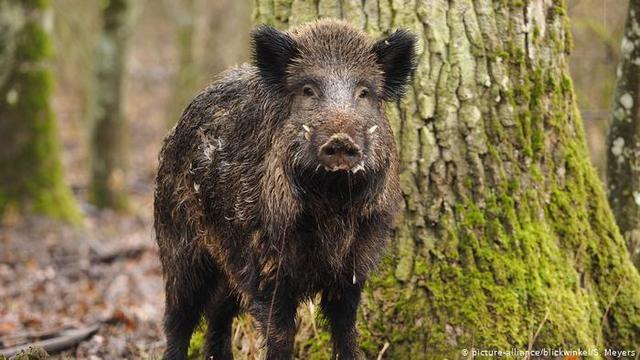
[200,0,250,75]
[0,0,80,222]
[165,0,250,127]
[88,0,130,210]
[165,0,199,127]
[251,0,640,358]
[607,0,640,269]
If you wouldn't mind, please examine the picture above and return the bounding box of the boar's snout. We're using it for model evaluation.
[317,133,363,171]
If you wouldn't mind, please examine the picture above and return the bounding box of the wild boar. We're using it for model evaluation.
[154,19,415,360]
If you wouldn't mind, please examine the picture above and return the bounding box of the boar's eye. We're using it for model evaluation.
[356,88,370,99]
[302,85,317,98]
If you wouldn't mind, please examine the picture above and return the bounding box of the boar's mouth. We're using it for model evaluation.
[289,159,387,207]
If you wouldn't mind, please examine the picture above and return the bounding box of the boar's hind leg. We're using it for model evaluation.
[321,284,364,360]
[162,257,216,360]
[203,291,240,360]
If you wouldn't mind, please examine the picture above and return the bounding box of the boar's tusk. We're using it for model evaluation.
[367,125,378,134]
[351,163,365,174]
[303,125,312,140]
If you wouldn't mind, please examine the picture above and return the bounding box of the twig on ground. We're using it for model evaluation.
[602,282,623,330]
[0,327,71,348]
[526,308,550,360]
[376,341,390,360]
[0,323,100,358]
[89,241,148,264]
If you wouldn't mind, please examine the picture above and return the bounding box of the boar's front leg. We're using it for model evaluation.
[203,293,240,360]
[248,283,298,360]
[162,273,209,360]
[321,283,364,360]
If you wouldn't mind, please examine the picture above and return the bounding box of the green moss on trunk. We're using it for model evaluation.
[0,0,80,223]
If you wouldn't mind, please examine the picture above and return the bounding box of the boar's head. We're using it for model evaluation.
[252,20,416,204]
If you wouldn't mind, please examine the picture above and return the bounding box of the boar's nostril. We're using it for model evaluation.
[324,146,337,156]
[318,133,363,171]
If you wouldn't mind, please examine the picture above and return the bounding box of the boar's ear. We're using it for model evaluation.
[251,25,299,89]
[373,30,417,100]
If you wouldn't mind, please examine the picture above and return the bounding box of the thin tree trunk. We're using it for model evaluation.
[0,0,80,222]
[88,0,130,210]
[165,0,250,127]
[201,0,250,75]
[251,0,640,358]
[607,0,640,269]
[165,0,199,127]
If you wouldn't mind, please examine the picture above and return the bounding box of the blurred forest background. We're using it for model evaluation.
[0,0,634,358]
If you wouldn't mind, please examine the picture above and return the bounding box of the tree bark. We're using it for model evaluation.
[607,0,640,269]
[250,0,640,358]
[0,0,80,222]
[88,0,130,210]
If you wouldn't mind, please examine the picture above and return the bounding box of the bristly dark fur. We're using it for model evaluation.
[154,19,415,360]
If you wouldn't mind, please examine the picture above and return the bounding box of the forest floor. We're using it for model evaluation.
[0,207,165,359]
[0,17,173,358]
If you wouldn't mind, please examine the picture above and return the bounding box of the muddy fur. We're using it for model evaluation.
[154,19,416,360]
